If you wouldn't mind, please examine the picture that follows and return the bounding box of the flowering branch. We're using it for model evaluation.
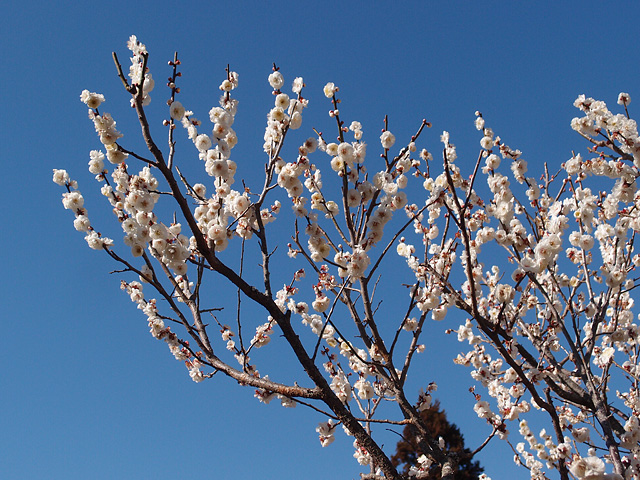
[57,36,640,480]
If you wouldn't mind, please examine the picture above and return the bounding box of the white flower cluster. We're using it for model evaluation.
[126,35,154,106]
[407,453,433,479]
[316,335,386,411]
[299,309,337,346]
[515,421,575,478]
[304,222,330,261]
[380,130,395,150]
[457,346,531,429]
[353,438,371,465]
[177,72,298,252]
[569,454,623,480]
[323,82,337,98]
[114,163,192,274]
[86,106,124,151]
[79,95,129,166]
[415,385,435,412]
[316,419,337,447]
[63,84,197,277]
[277,156,308,199]
[253,374,297,408]
[333,247,370,278]
[324,139,367,175]
[80,90,104,109]
[264,72,308,156]
[179,77,239,194]
[251,320,274,349]
[573,93,640,168]
[273,270,386,410]
[54,170,114,250]
[120,280,204,381]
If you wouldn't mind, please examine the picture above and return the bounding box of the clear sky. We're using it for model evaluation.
[3,1,640,479]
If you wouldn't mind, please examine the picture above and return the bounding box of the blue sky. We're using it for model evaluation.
[3,1,640,479]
